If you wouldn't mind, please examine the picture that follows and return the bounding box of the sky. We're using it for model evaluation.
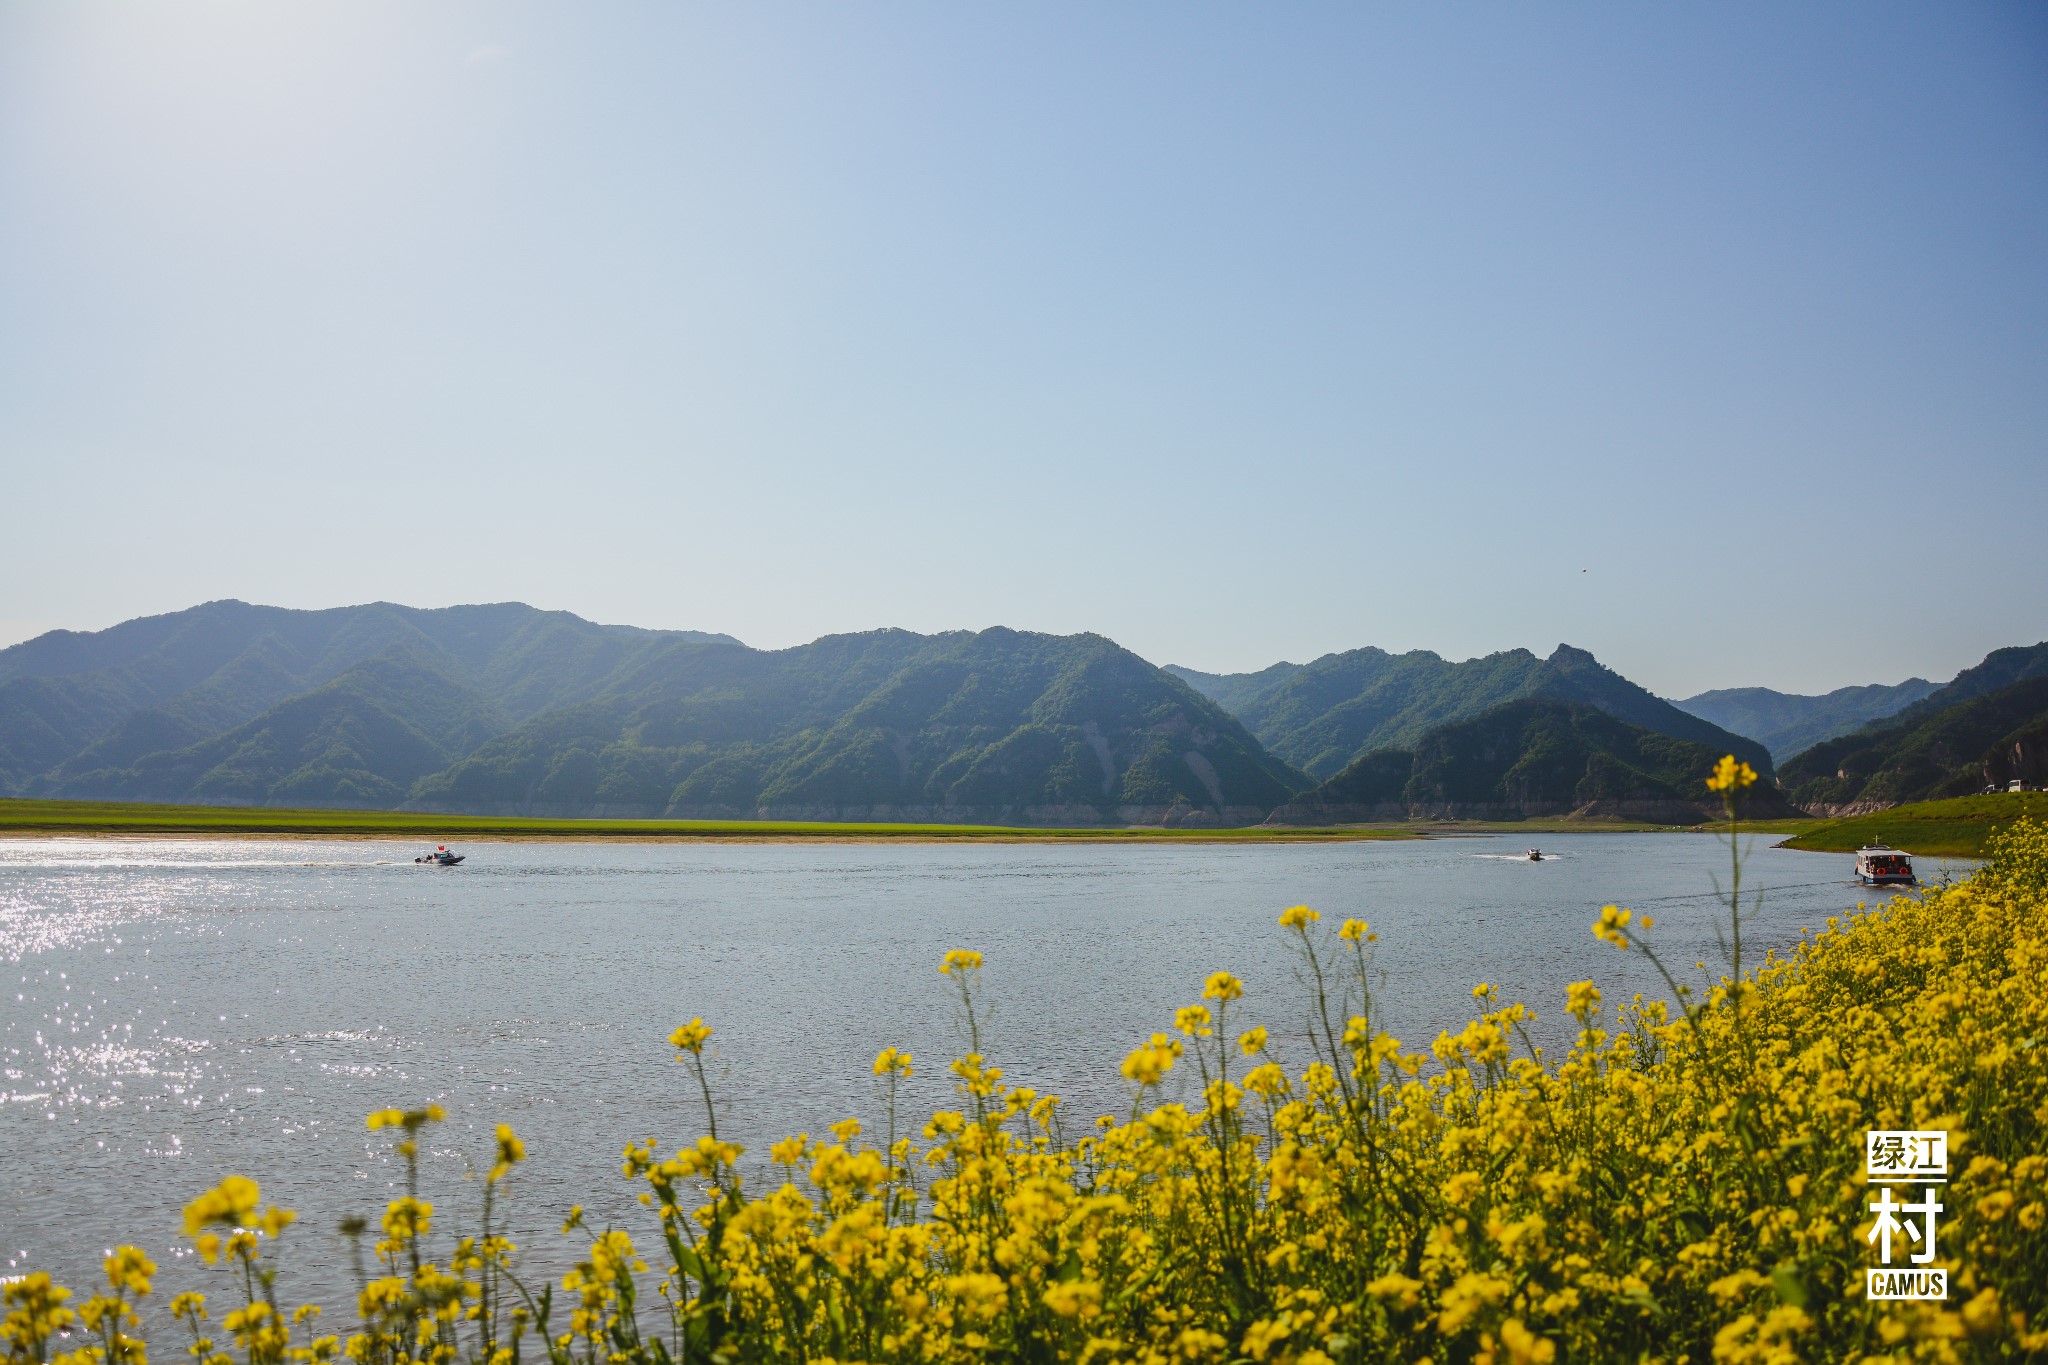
[2,3,2044,699]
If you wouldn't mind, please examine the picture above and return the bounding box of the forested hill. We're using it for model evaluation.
[1673,678,1940,764]
[0,600,735,804]
[1884,641,2048,722]
[410,629,1304,823]
[1267,699,1802,825]
[1168,644,1771,781]
[1776,642,2048,813]
[0,603,1304,824]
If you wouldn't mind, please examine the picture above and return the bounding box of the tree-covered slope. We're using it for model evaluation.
[412,628,1308,823]
[1777,675,2048,813]
[1162,662,1305,719]
[0,600,736,795]
[53,653,508,808]
[1,604,1304,822]
[1268,698,1801,824]
[1169,644,1771,780]
[1898,641,2048,713]
[1673,678,1940,763]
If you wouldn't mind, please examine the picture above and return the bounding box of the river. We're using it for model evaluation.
[0,831,1951,1314]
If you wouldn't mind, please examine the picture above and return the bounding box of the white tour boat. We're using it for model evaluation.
[1854,846,1914,885]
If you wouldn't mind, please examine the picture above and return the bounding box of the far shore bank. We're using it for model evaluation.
[0,798,1417,844]
[0,826,1421,845]
[0,797,1816,844]
[1774,792,2045,858]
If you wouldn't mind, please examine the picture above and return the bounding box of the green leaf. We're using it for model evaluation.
[1771,1263,1809,1308]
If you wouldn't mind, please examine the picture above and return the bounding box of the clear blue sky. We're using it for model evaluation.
[3,3,2043,698]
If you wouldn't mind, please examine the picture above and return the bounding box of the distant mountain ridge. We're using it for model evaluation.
[1673,679,1941,763]
[22,601,1953,826]
[0,602,1301,825]
[1777,643,2048,813]
[1167,643,1772,780]
[0,600,737,802]
[1267,698,1801,825]
[1883,642,2048,723]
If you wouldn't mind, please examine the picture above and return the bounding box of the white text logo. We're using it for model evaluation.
[1864,1129,1947,1300]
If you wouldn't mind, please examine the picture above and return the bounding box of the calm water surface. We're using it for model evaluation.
[0,833,1951,1311]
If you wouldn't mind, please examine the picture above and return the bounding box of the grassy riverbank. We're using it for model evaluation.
[1778,791,2048,857]
[0,797,1826,842]
[0,797,1419,842]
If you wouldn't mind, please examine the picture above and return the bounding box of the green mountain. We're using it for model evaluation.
[1673,678,1941,763]
[1777,665,2048,814]
[0,599,738,795]
[0,600,730,801]
[1167,644,1771,780]
[1268,699,1801,824]
[1897,641,2048,713]
[412,628,1305,824]
[66,653,507,809]
[2,604,1303,824]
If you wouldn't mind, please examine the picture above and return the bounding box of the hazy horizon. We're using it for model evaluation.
[4,3,2044,697]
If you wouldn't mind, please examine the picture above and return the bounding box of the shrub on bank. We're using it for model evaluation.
[6,804,2046,1365]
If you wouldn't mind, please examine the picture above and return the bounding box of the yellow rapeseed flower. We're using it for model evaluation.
[1493,1318,1557,1365]
[1121,1036,1179,1086]
[1278,905,1320,930]
[489,1124,525,1182]
[1706,753,1757,792]
[668,1018,713,1054]
[939,948,983,975]
[102,1247,155,1298]
[1202,970,1244,1002]
[181,1177,261,1236]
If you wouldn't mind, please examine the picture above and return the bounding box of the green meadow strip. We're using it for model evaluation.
[1777,792,2048,857]
[0,797,1420,842]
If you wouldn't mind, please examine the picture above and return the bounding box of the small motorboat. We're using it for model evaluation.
[415,845,465,866]
[1855,846,1913,885]
[1527,848,1544,862]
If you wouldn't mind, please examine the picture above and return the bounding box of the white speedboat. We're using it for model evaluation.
[415,846,465,866]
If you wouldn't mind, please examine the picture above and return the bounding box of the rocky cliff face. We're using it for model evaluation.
[1983,721,2048,791]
